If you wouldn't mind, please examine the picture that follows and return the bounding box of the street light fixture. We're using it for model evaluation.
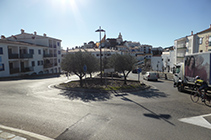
[95,26,105,83]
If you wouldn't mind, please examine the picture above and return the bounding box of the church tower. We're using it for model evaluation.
[117,32,123,44]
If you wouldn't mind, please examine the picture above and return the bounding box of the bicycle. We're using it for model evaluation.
[190,88,211,107]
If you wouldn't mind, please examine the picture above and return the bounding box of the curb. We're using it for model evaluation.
[0,124,54,140]
[54,84,150,93]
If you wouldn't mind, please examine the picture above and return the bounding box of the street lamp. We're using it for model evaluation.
[95,26,105,83]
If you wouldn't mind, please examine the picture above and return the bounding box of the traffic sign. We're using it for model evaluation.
[83,65,87,72]
[137,68,142,74]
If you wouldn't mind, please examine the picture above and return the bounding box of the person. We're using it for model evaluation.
[185,56,195,77]
[195,76,208,102]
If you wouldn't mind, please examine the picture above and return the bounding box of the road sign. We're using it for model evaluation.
[83,65,87,72]
[137,68,142,74]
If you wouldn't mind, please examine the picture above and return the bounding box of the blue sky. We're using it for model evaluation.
[1,0,211,49]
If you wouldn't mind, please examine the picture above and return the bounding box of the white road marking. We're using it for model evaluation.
[179,113,211,130]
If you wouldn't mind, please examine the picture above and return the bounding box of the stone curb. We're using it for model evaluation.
[54,84,150,93]
[0,124,54,140]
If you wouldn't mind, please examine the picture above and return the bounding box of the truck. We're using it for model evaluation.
[173,52,211,92]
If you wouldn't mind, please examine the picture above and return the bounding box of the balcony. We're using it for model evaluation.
[20,54,33,59]
[21,67,34,72]
[9,54,19,59]
[10,68,20,74]
[43,54,53,57]
[177,44,187,50]
[44,63,53,68]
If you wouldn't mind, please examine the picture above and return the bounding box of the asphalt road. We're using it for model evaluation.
[0,73,211,140]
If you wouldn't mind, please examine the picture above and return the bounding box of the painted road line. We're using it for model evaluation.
[0,124,54,140]
[179,113,211,130]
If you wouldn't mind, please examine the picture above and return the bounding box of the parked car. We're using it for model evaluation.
[132,69,138,73]
[143,72,158,81]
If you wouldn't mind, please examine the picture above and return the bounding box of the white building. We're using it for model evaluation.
[174,31,199,64]
[151,56,163,71]
[0,29,62,77]
[161,50,175,73]
[63,48,121,59]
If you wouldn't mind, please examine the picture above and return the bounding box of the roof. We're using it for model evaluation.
[197,27,211,34]
[67,48,120,53]
[0,39,48,48]
[7,32,62,41]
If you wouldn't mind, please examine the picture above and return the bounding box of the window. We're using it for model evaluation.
[41,60,43,65]
[32,61,35,67]
[29,49,34,54]
[199,37,203,44]
[38,49,41,54]
[37,61,40,66]
[58,59,60,63]
[0,63,4,71]
[209,36,211,46]
[0,48,3,54]
[58,50,61,54]
[57,42,60,47]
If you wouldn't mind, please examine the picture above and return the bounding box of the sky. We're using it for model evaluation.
[1,0,211,49]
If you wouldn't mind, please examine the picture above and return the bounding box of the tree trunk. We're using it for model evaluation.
[80,76,83,87]
[123,71,127,85]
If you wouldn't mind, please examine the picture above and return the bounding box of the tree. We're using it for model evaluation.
[61,51,99,87]
[108,54,137,84]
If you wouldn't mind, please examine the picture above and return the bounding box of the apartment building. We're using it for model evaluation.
[174,25,211,64]
[0,29,62,78]
[197,25,211,52]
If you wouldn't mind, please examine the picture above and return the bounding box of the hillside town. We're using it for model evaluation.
[1,25,211,78]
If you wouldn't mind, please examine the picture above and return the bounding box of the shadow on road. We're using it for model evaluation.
[129,88,169,98]
[121,96,175,126]
[59,90,112,102]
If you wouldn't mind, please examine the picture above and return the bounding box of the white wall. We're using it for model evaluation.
[151,56,162,71]
[0,43,10,77]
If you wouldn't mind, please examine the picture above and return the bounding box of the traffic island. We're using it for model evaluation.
[56,78,150,92]
[55,78,150,102]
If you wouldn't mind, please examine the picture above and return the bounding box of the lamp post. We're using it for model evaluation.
[95,26,105,83]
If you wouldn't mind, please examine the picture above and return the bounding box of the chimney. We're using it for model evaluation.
[34,31,37,35]
[21,29,24,34]
[43,33,47,37]
[191,31,193,35]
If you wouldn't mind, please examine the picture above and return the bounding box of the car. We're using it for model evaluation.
[132,69,138,73]
[143,72,158,81]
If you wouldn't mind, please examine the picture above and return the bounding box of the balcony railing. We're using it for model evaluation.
[9,53,33,59]
[9,54,19,59]
[177,44,186,49]
[44,63,53,68]
[43,54,53,57]
[20,54,33,59]
[10,68,20,74]
[21,67,34,72]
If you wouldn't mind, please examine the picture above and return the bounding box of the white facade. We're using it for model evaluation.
[64,48,121,59]
[0,30,62,77]
[161,50,175,73]
[151,56,163,71]
[174,37,187,64]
